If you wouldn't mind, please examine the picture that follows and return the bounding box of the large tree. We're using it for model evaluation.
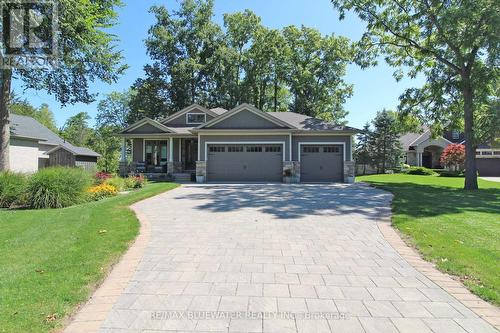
[0,0,125,170]
[369,110,402,174]
[130,1,356,123]
[331,0,500,189]
[60,112,92,147]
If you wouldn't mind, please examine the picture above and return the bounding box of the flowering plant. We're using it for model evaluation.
[87,184,118,200]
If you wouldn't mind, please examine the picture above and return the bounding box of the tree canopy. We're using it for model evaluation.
[0,0,126,170]
[129,0,356,124]
[331,0,500,189]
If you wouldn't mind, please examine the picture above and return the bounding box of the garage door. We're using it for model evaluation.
[300,145,343,182]
[477,158,500,176]
[207,144,283,182]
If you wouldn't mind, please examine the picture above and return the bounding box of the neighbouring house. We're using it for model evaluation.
[9,114,100,173]
[400,127,500,176]
[117,103,359,183]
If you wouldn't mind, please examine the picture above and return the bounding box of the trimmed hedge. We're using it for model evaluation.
[405,167,437,176]
[0,172,27,208]
[27,167,93,209]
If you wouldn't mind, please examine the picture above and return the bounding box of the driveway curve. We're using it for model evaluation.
[97,184,497,333]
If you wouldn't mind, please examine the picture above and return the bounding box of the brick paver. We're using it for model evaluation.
[64,183,499,333]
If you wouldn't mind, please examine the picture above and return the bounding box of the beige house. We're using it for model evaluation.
[9,114,100,173]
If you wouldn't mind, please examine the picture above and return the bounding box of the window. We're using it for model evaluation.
[145,140,168,166]
[209,146,225,153]
[452,130,460,140]
[246,146,263,152]
[265,146,281,153]
[323,146,340,153]
[186,113,206,124]
[303,146,320,153]
[228,146,243,152]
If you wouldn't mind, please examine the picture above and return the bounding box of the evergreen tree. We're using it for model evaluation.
[355,123,373,175]
[369,110,402,174]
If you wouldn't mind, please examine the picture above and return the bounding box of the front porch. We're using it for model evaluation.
[119,136,198,179]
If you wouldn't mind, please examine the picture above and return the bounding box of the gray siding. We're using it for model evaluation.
[133,139,144,161]
[292,135,352,161]
[165,109,215,126]
[208,110,286,129]
[199,135,290,161]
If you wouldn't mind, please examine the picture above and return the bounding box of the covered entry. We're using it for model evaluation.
[300,144,344,182]
[206,143,283,182]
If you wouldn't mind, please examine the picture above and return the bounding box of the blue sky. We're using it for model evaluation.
[13,0,424,129]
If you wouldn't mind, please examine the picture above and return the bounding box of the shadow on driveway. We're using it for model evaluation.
[173,184,392,220]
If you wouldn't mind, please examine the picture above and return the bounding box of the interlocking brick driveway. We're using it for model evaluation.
[96,184,497,333]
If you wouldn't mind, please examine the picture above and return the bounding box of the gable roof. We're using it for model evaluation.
[399,126,452,150]
[10,114,100,157]
[268,112,358,132]
[119,117,175,134]
[161,104,219,125]
[198,103,296,130]
[46,144,101,157]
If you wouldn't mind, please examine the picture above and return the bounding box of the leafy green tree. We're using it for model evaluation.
[145,0,221,111]
[282,26,354,122]
[129,65,171,123]
[96,90,134,128]
[130,2,356,124]
[369,110,402,174]
[10,101,58,132]
[331,0,499,189]
[0,0,125,170]
[60,112,92,147]
[88,125,121,173]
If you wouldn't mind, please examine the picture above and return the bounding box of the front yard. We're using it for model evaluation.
[0,182,178,332]
[358,174,500,306]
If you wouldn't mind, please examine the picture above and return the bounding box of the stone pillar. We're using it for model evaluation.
[119,161,128,177]
[283,161,300,183]
[196,161,207,183]
[344,161,355,183]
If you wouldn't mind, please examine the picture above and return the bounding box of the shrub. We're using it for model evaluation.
[104,177,126,191]
[27,167,93,209]
[87,183,118,201]
[440,144,465,171]
[0,172,27,208]
[406,167,437,176]
[95,171,112,184]
[439,170,465,177]
[124,174,147,189]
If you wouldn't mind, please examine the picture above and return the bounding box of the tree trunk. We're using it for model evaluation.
[0,68,12,171]
[462,79,478,190]
[273,78,278,112]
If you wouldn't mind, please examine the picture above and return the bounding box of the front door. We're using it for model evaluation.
[183,139,198,171]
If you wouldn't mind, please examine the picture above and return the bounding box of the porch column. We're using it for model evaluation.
[417,152,422,167]
[119,138,128,177]
[120,138,127,162]
[169,138,174,162]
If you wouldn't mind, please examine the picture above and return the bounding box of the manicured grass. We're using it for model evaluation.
[358,174,500,305]
[0,182,178,333]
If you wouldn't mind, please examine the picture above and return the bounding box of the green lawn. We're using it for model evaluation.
[0,182,178,333]
[358,174,500,306]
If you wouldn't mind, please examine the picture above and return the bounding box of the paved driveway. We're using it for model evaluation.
[99,184,497,333]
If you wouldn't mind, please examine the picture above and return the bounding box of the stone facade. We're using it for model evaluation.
[283,161,300,183]
[167,161,183,173]
[196,161,207,183]
[344,160,355,183]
